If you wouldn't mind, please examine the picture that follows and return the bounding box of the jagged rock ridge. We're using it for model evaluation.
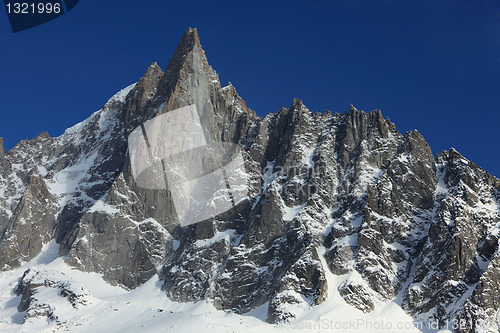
[0,28,499,332]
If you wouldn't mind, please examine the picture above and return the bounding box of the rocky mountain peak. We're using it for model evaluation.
[174,27,201,53]
[348,103,358,112]
[144,61,163,79]
[1,29,500,332]
[164,27,202,79]
[403,129,434,162]
[123,62,164,123]
[154,27,219,108]
[291,97,303,107]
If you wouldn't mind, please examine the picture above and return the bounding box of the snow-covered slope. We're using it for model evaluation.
[0,241,427,333]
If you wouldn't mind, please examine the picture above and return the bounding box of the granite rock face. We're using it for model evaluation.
[0,28,499,330]
[0,137,4,161]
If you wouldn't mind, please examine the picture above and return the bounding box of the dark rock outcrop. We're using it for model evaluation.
[0,137,4,161]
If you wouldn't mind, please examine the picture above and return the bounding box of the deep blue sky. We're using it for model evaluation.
[1,1,499,177]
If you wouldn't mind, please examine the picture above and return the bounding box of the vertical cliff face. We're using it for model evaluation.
[0,137,4,161]
[0,28,499,331]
